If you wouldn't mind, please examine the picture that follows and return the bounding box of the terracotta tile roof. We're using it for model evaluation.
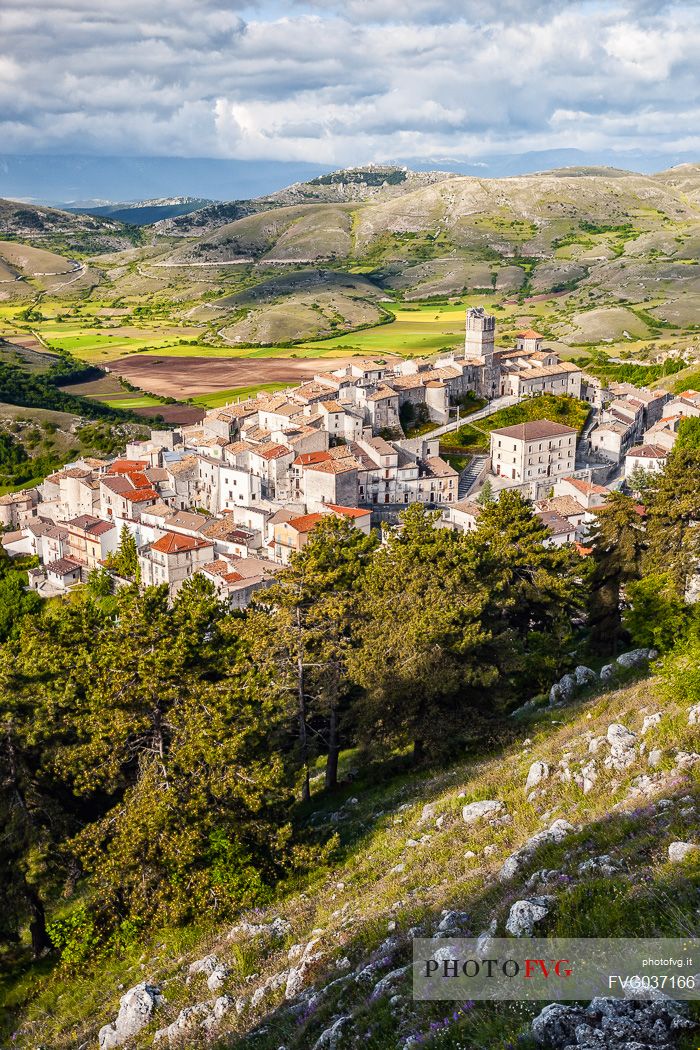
[45,557,82,575]
[492,420,577,440]
[537,509,575,536]
[199,560,244,583]
[517,329,544,339]
[535,495,587,518]
[66,514,116,535]
[108,459,149,474]
[628,443,668,458]
[320,400,345,412]
[284,513,325,534]
[294,451,332,467]
[305,459,358,474]
[124,488,159,504]
[323,504,369,518]
[425,456,458,478]
[561,476,608,496]
[366,384,398,402]
[451,499,481,516]
[255,442,292,461]
[150,532,213,554]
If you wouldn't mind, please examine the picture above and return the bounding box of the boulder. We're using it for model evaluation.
[419,802,437,823]
[574,665,597,687]
[505,897,552,937]
[531,995,693,1048]
[688,704,700,725]
[525,761,549,791]
[285,939,323,999]
[462,799,504,825]
[226,916,291,943]
[558,673,577,700]
[599,663,616,682]
[548,683,562,705]
[98,983,163,1049]
[616,648,652,669]
[648,748,663,768]
[312,1015,351,1049]
[207,964,230,992]
[675,751,700,769]
[153,1002,212,1045]
[605,723,637,770]
[499,819,575,882]
[188,955,218,979]
[641,712,662,735]
[668,841,700,863]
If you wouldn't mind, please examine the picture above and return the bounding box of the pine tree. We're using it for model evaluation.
[105,524,139,580]
[467,490,586,697]
[588,491,645,654]
[246,516,377,794]
[476,478,494,505]
[349,504,493,762]
[644,446,700,593]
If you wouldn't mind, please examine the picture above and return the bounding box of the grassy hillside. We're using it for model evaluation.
[5,667,700,1049]
[3,165,700,402]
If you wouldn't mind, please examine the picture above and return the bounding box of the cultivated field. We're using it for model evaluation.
[109,355,353,399]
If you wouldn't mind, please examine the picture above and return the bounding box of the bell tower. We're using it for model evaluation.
[464,306,498,398]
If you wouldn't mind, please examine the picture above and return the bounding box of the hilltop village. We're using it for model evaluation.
[0,307,693,602]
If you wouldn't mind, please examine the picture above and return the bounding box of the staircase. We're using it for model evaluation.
[458,455,488,499]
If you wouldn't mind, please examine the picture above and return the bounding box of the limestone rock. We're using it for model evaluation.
[668,841,700,863]
[505,897,552,937]
[648,748,663,768]
[462,799,504,825]
[312,1015,351,1049]
[98,983,163,1049]
[599,663,616,682]
[641,712,662,735]
[675,751,700,769]
[207,964,230,992]
[525,761,549,791]
[499,819,575,882]
[153,1002,212,1045]
[574,665,597,686]
[605,722,637,770]
[188,955,218,979]
[688,704,700,725]
[531,995,693,1048]
[616,648,653,669]
[227,916,291,943]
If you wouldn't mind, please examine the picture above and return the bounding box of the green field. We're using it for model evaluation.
[191,382,289,408]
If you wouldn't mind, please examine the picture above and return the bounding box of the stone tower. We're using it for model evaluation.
[464,306,498,398]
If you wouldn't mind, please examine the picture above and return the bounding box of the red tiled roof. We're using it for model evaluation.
[517,329,544,339]
[284,513,325,534]
[150,532,213,554]
[108,459,149,474]
[294,451,332,466]
[323,504,369,519]
[124,488,159,504]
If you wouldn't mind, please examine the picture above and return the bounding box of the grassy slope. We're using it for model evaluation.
[6,669,700,1050]
[441,395,591,456]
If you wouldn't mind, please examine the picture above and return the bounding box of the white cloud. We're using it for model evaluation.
[0,0,697,165]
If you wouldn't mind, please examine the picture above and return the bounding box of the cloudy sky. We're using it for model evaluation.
[1,0,698,167]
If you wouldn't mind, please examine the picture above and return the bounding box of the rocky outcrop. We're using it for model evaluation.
[500,820,575,882]
[531,995,694,1048]
[668,841,700,863]
[505,897,552,937]
[462,799,504,824]
[604,723,637,771]
[98,984,163,1049]
[525,761,549,791]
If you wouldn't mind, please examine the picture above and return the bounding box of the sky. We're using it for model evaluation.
[1,0,699,169]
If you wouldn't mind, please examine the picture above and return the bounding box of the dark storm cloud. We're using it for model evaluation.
[0,0,698,163]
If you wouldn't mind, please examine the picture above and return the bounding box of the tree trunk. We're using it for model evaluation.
[24,880,52,958]
[325,706,339,790]
[296,608,311,803]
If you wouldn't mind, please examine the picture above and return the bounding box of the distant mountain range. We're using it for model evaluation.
[64,197,216,226]
[1,149,699,208]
